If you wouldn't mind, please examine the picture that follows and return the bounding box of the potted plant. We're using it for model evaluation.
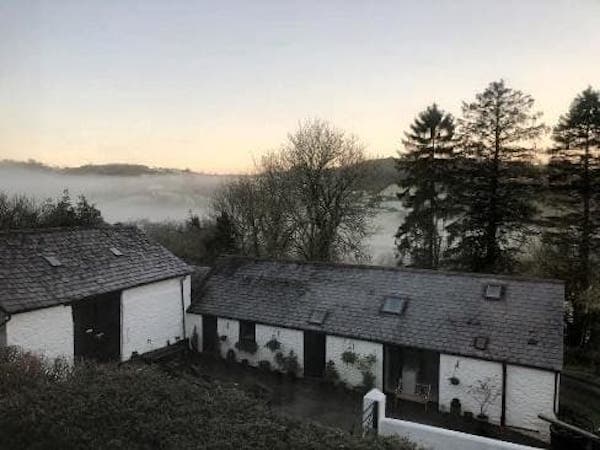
[341,350,357,365]
[265,337,281,352]
[467,377,501,433]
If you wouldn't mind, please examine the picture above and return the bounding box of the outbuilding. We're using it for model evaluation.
[0,226,192,362]
[187,256,564,438]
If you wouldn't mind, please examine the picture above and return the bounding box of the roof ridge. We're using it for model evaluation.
[0,224,135,235]
[215,255,565,285]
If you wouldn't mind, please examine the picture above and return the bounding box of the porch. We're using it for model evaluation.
[383,344,439,407]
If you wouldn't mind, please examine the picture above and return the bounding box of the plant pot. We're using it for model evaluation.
[449,377,460,386]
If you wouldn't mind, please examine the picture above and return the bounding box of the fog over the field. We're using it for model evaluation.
[0,166,405,264]
[0,166,229,223]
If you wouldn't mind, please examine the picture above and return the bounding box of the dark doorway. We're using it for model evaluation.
[384,344,403,393]
[72,292,121,362]
[303,331,326,377]
[202,315,218,353]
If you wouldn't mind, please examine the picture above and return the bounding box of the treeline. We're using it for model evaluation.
[396,81,600,349]
[0,190,104,230]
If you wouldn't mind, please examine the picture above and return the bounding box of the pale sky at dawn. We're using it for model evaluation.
[1,0,599,173]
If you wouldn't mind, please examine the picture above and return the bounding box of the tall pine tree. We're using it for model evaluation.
[447,80,545,273]
[546,87,600,346]
[395,104,455,268]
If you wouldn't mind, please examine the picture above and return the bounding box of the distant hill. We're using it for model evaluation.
[0,159,229,177]
[357,157,402,193]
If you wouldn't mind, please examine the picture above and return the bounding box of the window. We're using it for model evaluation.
[41,255,62,267]
[380,296,408,315]
[239,321,256,344]
[308,309,328,325]
[484,284,504,300]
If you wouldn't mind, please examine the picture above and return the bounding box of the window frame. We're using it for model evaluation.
[239,320,256,344]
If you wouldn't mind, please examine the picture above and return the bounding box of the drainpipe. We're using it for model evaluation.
[501,362,507,427]
[180,276,187,341]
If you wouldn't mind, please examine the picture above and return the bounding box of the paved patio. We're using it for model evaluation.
[162,351,547,447]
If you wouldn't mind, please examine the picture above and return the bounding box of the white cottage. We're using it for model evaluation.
[187,256,564,439]
[0,226,192,362]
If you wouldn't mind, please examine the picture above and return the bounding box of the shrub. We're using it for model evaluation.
[324,360,340,384]
[258,360,271,372]
[361,371,376,391]
[274,350,300,377]
[265,337,281,352]
[0,349,417,450]
[341,350,358,365]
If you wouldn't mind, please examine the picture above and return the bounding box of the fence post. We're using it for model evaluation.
[362,388,386,435]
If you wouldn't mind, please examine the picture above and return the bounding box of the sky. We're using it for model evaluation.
[1,0,599,173]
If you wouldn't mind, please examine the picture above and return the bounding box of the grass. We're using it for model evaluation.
[0,347,416,450]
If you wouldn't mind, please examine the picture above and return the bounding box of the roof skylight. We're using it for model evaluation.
[110,247,123,256]
[473,336,489,350]
[380,296,408,315]
[42,255,62,267]
[308,309,328,325]
[484,284,504,300]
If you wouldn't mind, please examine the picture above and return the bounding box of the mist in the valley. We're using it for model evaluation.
[0,166,407,264]
[0,166,230,223]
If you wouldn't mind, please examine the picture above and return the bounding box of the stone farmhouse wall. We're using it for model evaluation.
[3,275,191,362]
[5,304,74,360]
[121,275,191,360]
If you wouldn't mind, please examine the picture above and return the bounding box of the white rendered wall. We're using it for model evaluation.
[506,365,557,438]
[121,275,190,360]
[255,324,304,374]
[6,305,74,361]
[439,354,503,424]
[326,335,383,390]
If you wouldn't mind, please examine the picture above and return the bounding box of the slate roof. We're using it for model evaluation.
[0,226,192,314]
[189,257,564,371]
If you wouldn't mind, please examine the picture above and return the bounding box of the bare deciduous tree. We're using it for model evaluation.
[213,119,375,262]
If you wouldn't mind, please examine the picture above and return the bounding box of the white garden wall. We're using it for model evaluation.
[365,389,538,450]
[255,324,304,373]
[506,365,556,438]
[326,335,383,389]
[121,276,190,360]
[439,354,503,424]
[6,305,74,360]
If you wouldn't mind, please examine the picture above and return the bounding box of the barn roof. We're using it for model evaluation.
[189,256,564,371]
[0,226,192,314]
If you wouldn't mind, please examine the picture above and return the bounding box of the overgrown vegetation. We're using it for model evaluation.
[0,347,414,450]
[0,189,103,230]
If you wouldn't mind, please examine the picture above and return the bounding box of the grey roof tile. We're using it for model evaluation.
[0,226,192,314]
[189,256,564,371]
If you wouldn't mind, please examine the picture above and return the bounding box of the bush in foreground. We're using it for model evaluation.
[0,348,415,450]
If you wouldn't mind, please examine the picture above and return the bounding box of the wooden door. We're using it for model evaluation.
[202,315,218,354]
[73,292,121,362]
[303,331,326,377]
